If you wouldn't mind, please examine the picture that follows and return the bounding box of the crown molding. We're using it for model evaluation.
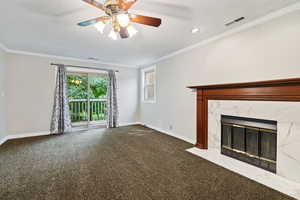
[7,49,138,68]
[0,42,9,52]
[0,43,138,69]
[141,2,300,68]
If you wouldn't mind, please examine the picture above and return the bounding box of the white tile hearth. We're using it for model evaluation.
[186,147,300,199]
[186,100,300,199]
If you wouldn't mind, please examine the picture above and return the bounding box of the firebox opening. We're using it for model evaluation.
[221,115,277,173]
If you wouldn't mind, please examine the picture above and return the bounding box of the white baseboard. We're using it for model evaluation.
[7,131,51,140]
[119,122,142,127]
[0,131,51,146]
[0,136,8,146]
[1,123,142,145]
[142,123,195,144]
[1,124,194,146]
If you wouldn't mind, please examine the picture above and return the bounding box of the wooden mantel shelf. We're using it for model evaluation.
[188,77,300,150]
[188,77,300,89]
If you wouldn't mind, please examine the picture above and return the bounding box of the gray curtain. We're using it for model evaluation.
[50,65,72,134]
[107,70,119,128]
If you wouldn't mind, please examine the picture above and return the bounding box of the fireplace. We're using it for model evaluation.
[187,78,300,189]
[221,115,277,173]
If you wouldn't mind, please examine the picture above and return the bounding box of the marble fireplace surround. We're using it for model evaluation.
[187,78,300,199]
[208,100,300,182]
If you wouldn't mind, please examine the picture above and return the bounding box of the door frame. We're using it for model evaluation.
[66,70,108,128]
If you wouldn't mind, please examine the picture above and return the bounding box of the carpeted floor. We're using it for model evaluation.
[0,125,294,200]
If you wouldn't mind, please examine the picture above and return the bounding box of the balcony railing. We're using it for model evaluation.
[69,99,107,123]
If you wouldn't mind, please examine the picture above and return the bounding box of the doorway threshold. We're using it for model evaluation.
[71,121,107,132]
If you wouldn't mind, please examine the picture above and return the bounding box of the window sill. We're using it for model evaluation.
[142,100,156,104]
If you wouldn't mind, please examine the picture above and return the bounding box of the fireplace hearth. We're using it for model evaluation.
[221,115,277,173]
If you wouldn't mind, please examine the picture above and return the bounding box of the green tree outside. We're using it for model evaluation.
[67,74,108,122]
[67,74,108,99]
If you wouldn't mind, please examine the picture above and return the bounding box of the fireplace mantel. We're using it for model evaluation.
[187,78,300,149]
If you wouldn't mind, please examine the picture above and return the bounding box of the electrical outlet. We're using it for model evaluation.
[169,125,173,130]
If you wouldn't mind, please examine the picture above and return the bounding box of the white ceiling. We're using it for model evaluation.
[0,0,298,67]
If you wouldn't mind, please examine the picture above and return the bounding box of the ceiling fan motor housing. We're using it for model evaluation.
[104,0,121,15]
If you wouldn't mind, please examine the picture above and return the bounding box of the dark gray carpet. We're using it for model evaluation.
[0,125,294,200]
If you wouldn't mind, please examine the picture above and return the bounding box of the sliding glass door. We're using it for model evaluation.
[67,72,108,127]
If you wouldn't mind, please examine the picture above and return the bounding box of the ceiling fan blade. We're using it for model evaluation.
[82,0,105,11]
[78,16,110,27]
[130,14,161,27]
[119,27,130,39]
[119,0,137,11]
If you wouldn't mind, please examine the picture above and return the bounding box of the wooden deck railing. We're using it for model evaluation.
[69,99,107,122]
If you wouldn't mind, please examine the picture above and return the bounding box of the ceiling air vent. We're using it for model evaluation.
[225,17,245,27]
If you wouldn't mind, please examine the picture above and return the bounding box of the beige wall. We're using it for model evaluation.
[0,48,7,140]
[140,10,300,143]
[6,53,140,135]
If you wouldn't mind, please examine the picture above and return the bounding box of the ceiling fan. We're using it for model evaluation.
[78,0,162,40]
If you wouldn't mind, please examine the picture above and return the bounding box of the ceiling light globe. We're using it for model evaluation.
[117,14,130,28]
[127,25,138,37]
[94,22,106,34]
[109,30,118,40]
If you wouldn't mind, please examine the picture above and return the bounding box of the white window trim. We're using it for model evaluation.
[141,65,156,104]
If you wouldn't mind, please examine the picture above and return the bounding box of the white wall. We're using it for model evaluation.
[6,53,139,135]
[0,48,7,140]
[140,10,300,143]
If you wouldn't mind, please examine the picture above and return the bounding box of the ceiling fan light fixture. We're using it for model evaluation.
[79,0,162,40]
[94,22,106,34]
[127,25,138,37]
[117,13,130,27]
[109,30,118,40]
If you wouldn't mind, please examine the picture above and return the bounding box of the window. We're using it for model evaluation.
[142,66,156,103]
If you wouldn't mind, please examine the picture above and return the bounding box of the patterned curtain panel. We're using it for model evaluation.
[107,70,119,128]
[50,65,72,134]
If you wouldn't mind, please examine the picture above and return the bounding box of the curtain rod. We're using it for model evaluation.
[50,63,119,73]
